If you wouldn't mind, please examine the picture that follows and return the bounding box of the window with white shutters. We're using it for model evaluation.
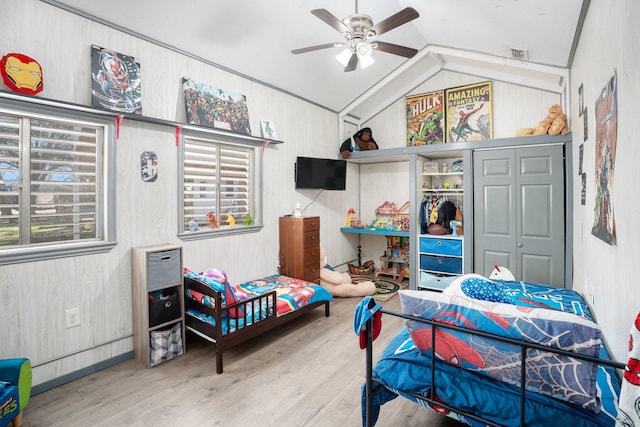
[0,101,115,265]
[181,133,261,238]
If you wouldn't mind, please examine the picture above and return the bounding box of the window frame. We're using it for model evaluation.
[0,95,117,265]
[178,128,263,240]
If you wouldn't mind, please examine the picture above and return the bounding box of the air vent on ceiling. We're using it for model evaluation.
[510,48,529,61]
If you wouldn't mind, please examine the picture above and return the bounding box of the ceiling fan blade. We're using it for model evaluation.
[373,41,418,58]
[344,54,358,72]
[311,9,351,35]
[291,43,342,54]
[371,7,419,37]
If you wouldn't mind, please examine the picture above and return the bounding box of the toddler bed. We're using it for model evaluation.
[357,274,625,427]
[184,269,332,373]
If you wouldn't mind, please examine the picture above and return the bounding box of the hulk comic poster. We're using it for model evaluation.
[445,81,492,143]
[406,90,444,145]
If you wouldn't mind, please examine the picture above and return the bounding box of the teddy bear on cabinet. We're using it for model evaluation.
[319,246,376,297]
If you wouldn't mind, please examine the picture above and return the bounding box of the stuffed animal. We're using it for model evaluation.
[534,104,569,136]
[340,127,379,159]
[489,264,516,281]
[319,245,376,297]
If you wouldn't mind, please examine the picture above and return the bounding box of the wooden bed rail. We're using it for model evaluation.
[184,275,330,374]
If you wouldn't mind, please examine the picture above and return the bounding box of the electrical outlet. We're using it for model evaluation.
[66,307,80,328]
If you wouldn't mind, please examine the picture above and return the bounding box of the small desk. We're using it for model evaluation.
[340,227,410,282]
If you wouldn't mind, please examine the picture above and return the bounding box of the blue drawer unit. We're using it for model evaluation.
[418,235,464,289]
[420,254,462,274]
[419,237,462,257]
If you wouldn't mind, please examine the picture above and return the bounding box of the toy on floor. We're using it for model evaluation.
[319,246,376,297]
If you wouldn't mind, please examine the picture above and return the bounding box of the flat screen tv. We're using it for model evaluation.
[295,156,346,190]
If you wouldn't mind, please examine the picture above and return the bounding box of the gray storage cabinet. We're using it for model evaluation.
[131,244,185,367]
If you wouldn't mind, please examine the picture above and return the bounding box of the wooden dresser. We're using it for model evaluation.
[279,216,320,283]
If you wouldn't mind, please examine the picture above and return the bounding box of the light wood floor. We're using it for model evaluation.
[23,294,465,427]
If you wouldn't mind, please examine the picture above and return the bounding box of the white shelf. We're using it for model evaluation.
[421,188,463,193]
[421,172,463,176]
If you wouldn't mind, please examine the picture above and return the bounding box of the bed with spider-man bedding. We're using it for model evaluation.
[184,269,331,374]
[359,275,625,427]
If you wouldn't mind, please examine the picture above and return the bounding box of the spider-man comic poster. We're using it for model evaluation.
[182,77,251,135]
[591,73,617,245]
[445,81,493,143]
[91,45,142,114]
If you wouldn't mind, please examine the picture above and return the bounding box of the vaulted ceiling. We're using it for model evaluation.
[46,0,585,123]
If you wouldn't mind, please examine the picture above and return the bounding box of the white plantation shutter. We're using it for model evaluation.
[183,137,251,232]
[0,114,102,247]
[30,119,99,243]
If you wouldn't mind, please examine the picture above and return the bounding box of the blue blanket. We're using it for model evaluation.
[364,281,621,426]
[366,329,620,427]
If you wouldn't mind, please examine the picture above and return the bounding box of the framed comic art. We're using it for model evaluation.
[406,90,444,146]
[445,81,492,143]
[182,77,251,135]
[91,45,142,114]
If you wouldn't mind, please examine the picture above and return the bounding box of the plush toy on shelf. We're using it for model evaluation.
[516,104,569,137]
[340,127,379,159]
[319,246,376,297]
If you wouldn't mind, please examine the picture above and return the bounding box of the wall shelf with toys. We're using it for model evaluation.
[340,227,410,283]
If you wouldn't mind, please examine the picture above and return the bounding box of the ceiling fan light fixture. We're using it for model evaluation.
[335,47,352,67]
[358,52,375,69]
[356,41,373,57]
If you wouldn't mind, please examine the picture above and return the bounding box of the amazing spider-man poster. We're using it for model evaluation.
[591,73,617,245]
[445,81,493,143]
[91,45,142,114]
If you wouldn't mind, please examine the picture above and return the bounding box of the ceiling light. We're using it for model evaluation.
[356,42,373,58]
[356,41,375,68]
[335,47,352,67]
[358,54,375,69]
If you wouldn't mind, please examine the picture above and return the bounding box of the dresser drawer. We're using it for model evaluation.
[302,265,320,283]
[420,237,462,257]
[303,246,320,266]
[420,254,462,275]
[303,230,320,249]
[302,216,320,232]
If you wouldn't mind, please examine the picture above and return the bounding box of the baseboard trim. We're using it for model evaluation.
[32,351,134,395]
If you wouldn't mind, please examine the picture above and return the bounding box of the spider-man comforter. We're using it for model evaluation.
[364,281,621,427]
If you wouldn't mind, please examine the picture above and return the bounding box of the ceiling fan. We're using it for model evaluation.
[291,1,420,72]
